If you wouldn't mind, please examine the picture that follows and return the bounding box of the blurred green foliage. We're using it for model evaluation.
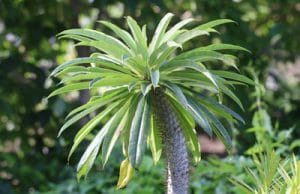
[0,0,299,193]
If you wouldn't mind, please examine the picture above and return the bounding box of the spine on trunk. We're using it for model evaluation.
[153,89,189,194]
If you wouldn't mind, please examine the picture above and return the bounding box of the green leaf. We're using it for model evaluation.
[141,25,148,45]
[126,16,148,58]
[163,82,188,107]
[58,34,92,42]
[76,40,128,60]
[76,114,115,180]
[150,70,159,88]
[76,144,99,181]
[173,50,236,69]
[116,158,135,189]
[148,114,162,165]
[59,29,131,59]
[190,98,232,149]
[68,101,122,160]
[58,92,128,137]
[165,85,212,137]
[219,82,244,111]
[174,29,209,44]
[149,41,181,67]
[55,66,88,76]
[196,19,236,30]
[197,94,245,124]
[153,41,182,68]
[186,97,213,137]
[162,18,195,45]
[122,95,140,157]
[229,178,253,194]
[99,21,137,52]
[128,95,151,167]
[90,74,137,89]
[163,61,220,90]
[50,57,129,77]
[66,88,127,119]
[141,83,152,96]
[200,43,251,53]
[101,100,131,166]
[127,81,139,92]
[59,72,123,84]
[48,82,89,98]
[149,13,174,54]
[212,70,255,85]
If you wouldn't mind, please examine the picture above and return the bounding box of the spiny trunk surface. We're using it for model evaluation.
[154,89,189,194]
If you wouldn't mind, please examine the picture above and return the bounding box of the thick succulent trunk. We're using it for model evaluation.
[154,89,189,194]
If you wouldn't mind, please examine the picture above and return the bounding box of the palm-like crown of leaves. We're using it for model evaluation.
[49,13,253,185]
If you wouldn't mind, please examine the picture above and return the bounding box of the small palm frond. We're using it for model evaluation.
[49,13,253,185]
[230,152,300,194]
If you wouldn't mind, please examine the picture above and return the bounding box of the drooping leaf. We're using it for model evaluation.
[101,101,131,166]
[148,114,162,165]
[122,95,140,157]
[68,101,122,160]
[212,70,255,85]
[128,95,151,167]
[219,82,245,111]
[186,97,213,137]
[165,85,212,137]
[116,158,135,189]
[76,116,114,180]
[66,88,127,119]
[190,98,232,149]
[197,94,245,124]
[163,82,188,107]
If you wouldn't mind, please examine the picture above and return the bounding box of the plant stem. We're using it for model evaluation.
[154,89,189,194]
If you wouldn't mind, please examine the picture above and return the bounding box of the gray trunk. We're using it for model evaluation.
[154,89,189,194]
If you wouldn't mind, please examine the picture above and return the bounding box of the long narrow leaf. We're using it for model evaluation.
[48,82,89,98]
[76,115,115,180]
[190,98,232,149]
[126,16,148,58]
[148,114,162,164]
[149,13,173,54]
[161,18,195,45]
[128,95,151,167]
[101,101,131,166]
[68,101,122,160]
[99,21,137,53]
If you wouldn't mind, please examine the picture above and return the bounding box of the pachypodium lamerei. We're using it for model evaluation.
[49,13,253,194]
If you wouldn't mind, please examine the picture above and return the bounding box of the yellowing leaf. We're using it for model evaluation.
[116,158,135,189]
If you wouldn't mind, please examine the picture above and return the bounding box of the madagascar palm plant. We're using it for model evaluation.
[49,13,253,194]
